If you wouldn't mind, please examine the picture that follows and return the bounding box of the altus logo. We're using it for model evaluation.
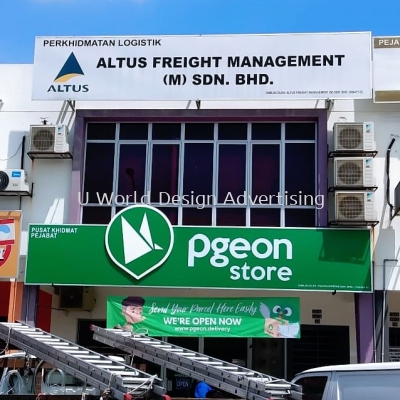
[47,52,89,94]
[105,205,174,280]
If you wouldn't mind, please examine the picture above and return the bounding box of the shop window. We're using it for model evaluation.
[82,121,319,226]
[151,144,180,203]
[116,206,178,224]
[216,208,246,226]
[251,123,281,140]
[252,338,284,377]
[184,123,214,140]
[183,143,214,197]
[218,144,246,203]
[118,144,147,200]
[182,208,212,226]
[204,338,247,365]
[285,208,316,227]
[157,207,179,225]
[285,122,316,140]
[218,123,247,140]
[76,319,121,356]
[251,144,280,204]
[83,143,115,203]
[250,208,281,227]
[86,123,116,141]
[287,325,350,379]
[285,143,316,199]
[81,207,112,224]
[152,123,181,140]
[120,123,148,140]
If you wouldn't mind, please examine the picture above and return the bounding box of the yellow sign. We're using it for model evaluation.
[0,211,22,279]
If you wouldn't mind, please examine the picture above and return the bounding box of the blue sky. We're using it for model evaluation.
[1,0,400,63]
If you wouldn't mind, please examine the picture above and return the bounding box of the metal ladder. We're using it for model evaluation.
[92,326,302,400]
[0,322,166,400]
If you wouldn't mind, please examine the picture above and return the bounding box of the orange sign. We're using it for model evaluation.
[0,211,22,279]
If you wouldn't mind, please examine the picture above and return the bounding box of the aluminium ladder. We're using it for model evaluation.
[0,322,166,400]
[91,326,302,400]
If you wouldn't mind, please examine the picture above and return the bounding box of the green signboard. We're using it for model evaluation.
[25,205,372,292]
[107,296,301,338]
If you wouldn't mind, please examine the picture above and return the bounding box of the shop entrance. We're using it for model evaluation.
[286,325,350,379]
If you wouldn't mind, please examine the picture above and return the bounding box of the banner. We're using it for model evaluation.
[32,32,372,101]
[107,296,300,338]
[25,205,372,292]
[0,211,22,279]
[373,36,400,102]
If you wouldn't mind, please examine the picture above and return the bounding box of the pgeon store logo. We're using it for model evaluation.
[47,52,89,94]
[105,205,174,280]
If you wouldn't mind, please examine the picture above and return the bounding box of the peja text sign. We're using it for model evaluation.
[106,296,301,338]
[25,205,372,292]
[373,36,400,102]
[32,32,372,101]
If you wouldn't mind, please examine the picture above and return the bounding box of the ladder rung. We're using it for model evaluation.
[233,372,256,375]
[215,366,240,370]
[122,377,152,383]
[87,360,113,364]
[114,371,140,376]
[74,355,101,359]
[200,361,224,365]
[97,365,126,370]
[125,385,150,390]
[62,350,90,354]
[186,357,209,360]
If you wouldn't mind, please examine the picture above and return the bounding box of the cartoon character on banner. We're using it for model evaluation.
[0,219,15,268]
[259,301,300,338]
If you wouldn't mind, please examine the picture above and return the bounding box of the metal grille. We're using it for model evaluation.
[32,129,55,151]
[337,193,364,219]
[389,347,400,362]
[337,160,363,185]
[338,126,363,150]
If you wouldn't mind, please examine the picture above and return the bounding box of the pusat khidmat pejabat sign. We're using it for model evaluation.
[0,211,22,279]
[31,32,372,101]
[25,205,372,292]
[107,296,301,338]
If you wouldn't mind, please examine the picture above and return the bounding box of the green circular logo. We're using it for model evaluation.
[105,205,174,280]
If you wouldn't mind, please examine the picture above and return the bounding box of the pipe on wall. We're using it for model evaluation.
[381,258,398,362]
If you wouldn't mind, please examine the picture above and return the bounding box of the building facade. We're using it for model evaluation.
[1,32,400,391]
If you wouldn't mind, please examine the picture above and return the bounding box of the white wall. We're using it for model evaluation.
[324,100,400,290]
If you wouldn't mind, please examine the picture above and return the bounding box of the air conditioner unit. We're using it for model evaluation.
[335,191,376,221]
[334,157,375,187]
[333,122,375,151]
[30,124,69,153]
[0,169,30,193]
[54,286,95,312]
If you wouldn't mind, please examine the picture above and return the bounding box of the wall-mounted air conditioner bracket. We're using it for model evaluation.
[328,150,378,158]
[328,220,379,228]
[328,186,378,193]
[0,182,33,198]
[27,151,73,160]
[56,99,76,127]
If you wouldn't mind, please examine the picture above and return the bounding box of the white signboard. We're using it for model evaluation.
[32,32,372,101]
[373,36,400,103]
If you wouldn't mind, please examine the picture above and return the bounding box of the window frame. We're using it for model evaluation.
[291,372,333,400]
[82,121,318,227]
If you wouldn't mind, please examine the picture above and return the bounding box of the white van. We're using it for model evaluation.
[291,362,400,400]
